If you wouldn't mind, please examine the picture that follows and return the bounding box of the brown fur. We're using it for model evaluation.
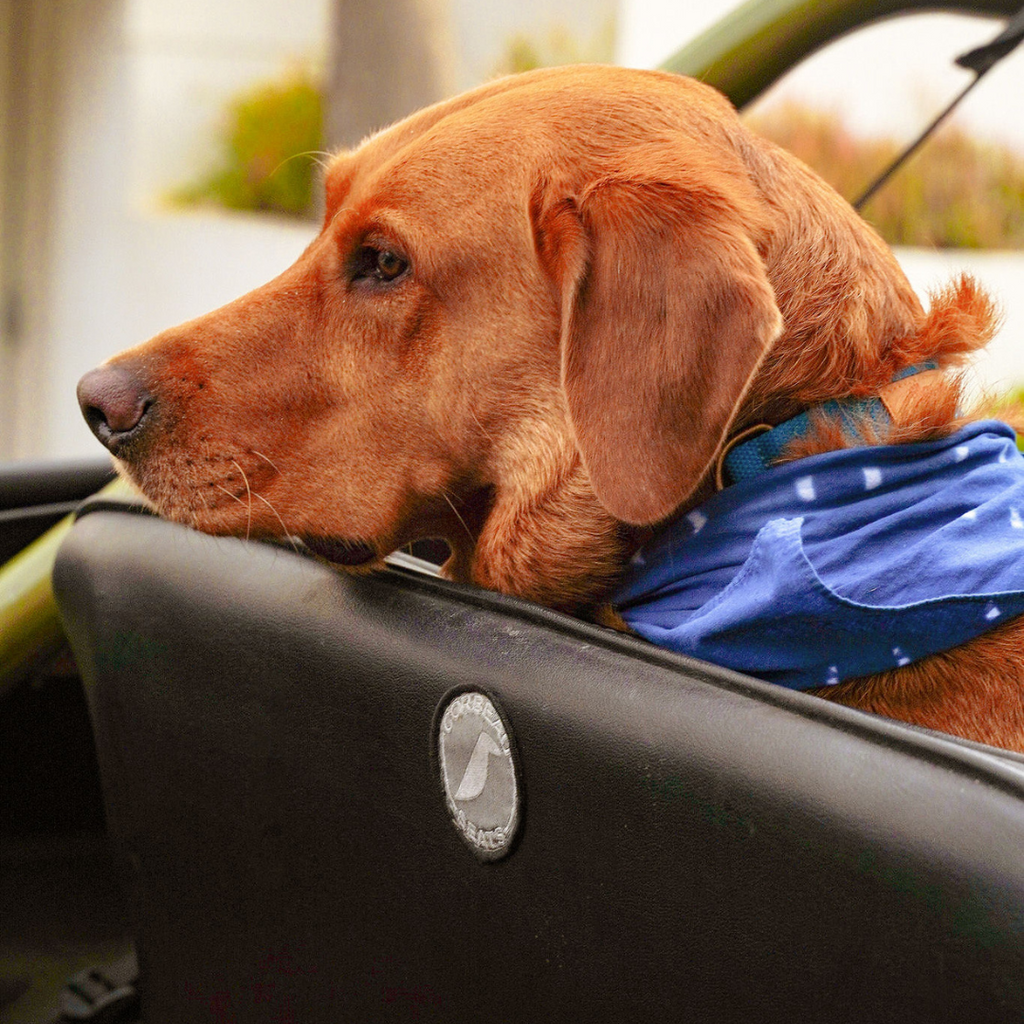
[79,66,1024,751]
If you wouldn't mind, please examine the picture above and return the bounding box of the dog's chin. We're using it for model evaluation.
[301,536,379,569]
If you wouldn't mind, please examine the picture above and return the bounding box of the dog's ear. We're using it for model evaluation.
[532,162,782,525]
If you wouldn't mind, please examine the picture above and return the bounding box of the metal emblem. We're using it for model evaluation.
[437,691,520,861]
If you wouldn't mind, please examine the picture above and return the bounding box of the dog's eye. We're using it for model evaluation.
[351,245,409,286]
[374,250,407,281]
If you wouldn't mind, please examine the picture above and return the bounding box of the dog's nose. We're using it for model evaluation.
[77,365,154,455]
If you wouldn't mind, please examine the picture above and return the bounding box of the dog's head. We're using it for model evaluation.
[77,66,920,610]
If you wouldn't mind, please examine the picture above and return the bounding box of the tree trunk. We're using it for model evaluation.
[325,0,455,150]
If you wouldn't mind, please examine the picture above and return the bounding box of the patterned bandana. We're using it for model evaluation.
[613,420,1024,690]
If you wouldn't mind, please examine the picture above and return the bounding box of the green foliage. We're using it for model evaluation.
[746,102,1024,249]
[171,70,324,219]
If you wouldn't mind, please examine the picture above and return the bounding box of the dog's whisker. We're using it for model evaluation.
[214,483,246,507]
[251,450,281,474]
[295,149,334,173]
[270,150,331,179]
[231,459,254,541]
[469,407,495,444]
[441,489,475,544]
[251,491,301,553]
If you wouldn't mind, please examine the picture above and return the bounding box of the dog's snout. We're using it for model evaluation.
[77,365,154,455]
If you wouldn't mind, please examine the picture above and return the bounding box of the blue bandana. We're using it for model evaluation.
[613,420,1024,690]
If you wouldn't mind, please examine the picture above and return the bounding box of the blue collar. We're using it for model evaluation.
[614,420,1024,690]
[719,363,938,487]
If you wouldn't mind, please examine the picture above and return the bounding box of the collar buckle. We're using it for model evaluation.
[714,424,772,491]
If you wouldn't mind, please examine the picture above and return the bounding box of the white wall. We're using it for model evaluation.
[3,0,128,461]
[0,0,17,451]
[2,0,328,461]
[55,211,317,459]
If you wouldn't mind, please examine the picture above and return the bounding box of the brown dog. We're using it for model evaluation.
[78,65,1023,750]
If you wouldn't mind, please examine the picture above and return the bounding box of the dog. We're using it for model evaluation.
[78,65,1024,752]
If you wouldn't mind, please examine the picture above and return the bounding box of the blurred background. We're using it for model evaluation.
[1,0,1023,463]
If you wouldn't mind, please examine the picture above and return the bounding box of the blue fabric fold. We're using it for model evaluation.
[614,420,1024,689]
